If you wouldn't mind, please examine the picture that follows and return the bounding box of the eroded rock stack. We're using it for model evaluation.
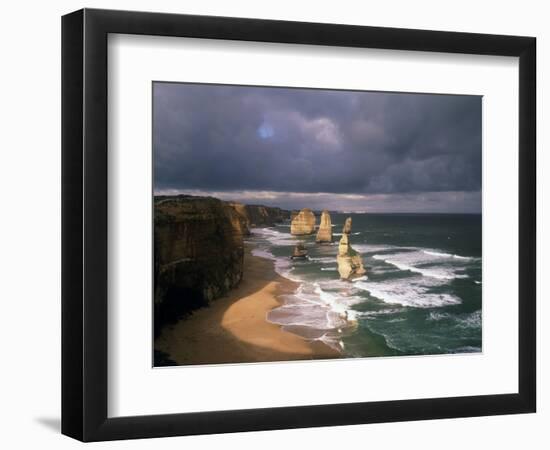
[336,217,366,280]
[290,208,316,235]
[342,217,352,234]
[316,209,333,243]
[291,243,308,259]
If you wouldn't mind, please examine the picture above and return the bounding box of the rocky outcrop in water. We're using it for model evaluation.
[154,196,245,334]
[336,217,366,280]
[342,217,352,235]
[291,243,308,259]
[290,208,316,235]
[316,210,333,243]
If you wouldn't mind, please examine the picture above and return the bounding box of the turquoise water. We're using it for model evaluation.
[248,213,482,357]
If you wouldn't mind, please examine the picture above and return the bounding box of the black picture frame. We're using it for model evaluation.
[61,8,536,442]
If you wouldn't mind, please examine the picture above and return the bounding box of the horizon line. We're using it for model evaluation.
[154,193,480,215]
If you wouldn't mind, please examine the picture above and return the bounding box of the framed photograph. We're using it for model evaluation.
[62,8,536,441]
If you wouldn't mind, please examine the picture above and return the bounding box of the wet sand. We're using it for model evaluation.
[155,245,340,365]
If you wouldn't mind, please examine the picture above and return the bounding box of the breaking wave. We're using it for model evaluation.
[251,227,296,246]
[427,310,481,329]
[372,250,470,280]
[249,219,481,356]
[354,278,461,308]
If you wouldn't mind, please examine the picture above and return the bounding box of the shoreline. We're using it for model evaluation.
[155,243,340,365]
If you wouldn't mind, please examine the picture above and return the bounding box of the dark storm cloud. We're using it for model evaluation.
[153,83,481,209]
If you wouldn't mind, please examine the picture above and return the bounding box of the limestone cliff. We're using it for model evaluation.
[228,202,290,229]
[153,195,290,335]
[316,210,333,243]
[290,208,316,235]
[226,202,251,236]
[154,196,245,334]
[336,217,366,280]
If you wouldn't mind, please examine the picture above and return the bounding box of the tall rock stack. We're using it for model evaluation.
[316,210,333,243]
[342,217,352,234]
[290,208,316,235]
[336,217,366,280]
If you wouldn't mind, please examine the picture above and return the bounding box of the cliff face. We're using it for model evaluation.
[154,196,245,333]
[316,210,333,243]
[290,208,316,235]
[226,202,251,235]
[336,217,366,280]
[229,202,290,228]
[153,195,290,335]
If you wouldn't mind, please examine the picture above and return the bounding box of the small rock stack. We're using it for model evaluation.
[336,217,366,280]
[291,243,308,259]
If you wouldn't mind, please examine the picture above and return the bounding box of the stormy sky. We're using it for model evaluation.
[153,82,481,213]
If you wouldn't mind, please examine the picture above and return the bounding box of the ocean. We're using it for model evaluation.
[248,213,482,358]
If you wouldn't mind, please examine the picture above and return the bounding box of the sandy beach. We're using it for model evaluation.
[155,244,340,365]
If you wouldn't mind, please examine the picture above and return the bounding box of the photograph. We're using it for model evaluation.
[152,82,482,366]
[0,0,541,446]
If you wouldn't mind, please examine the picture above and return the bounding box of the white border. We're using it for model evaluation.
[107,34,519,418]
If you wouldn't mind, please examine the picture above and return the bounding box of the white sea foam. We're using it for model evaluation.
[455,310,482,328]
[251,247,302,282]
[333,231,360,237]
[356,308,403,317]
[255,225,479,352]
[351,275,368,282]
[423,250,476,261]
[427,311,450,321]
[354,278,461,308]
[454,254,473,260]
[275,260,302,282]
[251,248,275,260]
[309,256,336,264]
[423,250,453,258]
[313,283,364,309]
[251,227,295,246]
[372,250,470,280]
[267,278,365,336]
[315,333,341,351]
[368,266,398,274]
[353,244,398,254]
[427,310,481,329]
[317,278,360,291]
